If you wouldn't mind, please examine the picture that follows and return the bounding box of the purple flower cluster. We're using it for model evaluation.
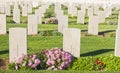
[45,17,58,24]
[15,54,41,70]
[45,48,72,70]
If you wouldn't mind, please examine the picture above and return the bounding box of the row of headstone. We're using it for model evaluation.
[9,27,81,63]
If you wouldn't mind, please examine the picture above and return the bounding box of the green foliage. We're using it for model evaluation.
[44,5,55,18]
[8,63,15,70]
[61,5,68,10]
[36,50,47,70]
[68,57,94,71]
[39,30,62,36]
[69,55,120,71]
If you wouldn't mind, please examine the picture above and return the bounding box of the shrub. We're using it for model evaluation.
[69,55,120,71]
[36,50,47,70]
[44,48,73,70]
[39,30,62,36]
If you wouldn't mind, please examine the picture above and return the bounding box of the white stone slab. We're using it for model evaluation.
[0,14,6,34]
[5,3,11,16]
[77,10,85,24]
[22,5,28,16]
[63,28,81,57]
[88,7,93,17]
[0,4,5,14]
[28,15,38,35]
[97,11,105,23]
[58,15,68,33]
[13,8,20,23]
[27,2,32,13]
[35,9,42,24]
[115,29,120,57]
[88,15,99,35]
[9,28,27,62]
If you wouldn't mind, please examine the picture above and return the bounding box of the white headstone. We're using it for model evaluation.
[88,7,93,17]
[97,11,105,23]
[55,3,61,14]
[27,2,32,13]
[28,15,38,35]
[58,15,68,33]
[117,12,120,29]
[104,6,112,18]
[88,15,99,35]
[63,28,81,57]
[56,10,64,19]
[0,4,5,14]
[115,29,120,57]
[14,2,18,10]
[5,3,11,16]
[35,8,42,24]
[22,5,28,16]
[13,9,20,23]
[9,28,27,62]
[0,14,6,34]
[77,10,85,24]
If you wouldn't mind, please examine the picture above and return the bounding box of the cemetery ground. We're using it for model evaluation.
[0,4,120,73]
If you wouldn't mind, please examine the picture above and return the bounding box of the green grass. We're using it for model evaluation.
[0,35,115,58]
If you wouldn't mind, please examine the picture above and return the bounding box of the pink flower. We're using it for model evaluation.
[28,60,33,67]
[46,59,51,65]
[56,54,60,58]
[32,54,37,59]
[58,66,63,70]
[34,59,41,64]
[31,64,37,68]
[15,65,19,70]
[61,62,65,67]
[51,60,55,65]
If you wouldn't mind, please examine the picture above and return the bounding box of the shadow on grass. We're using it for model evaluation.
[81,30,88,32]
[0,50,9,55]
[98,30,115,35]
[81,49,114,57]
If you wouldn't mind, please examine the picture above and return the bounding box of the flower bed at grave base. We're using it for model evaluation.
[8,48,73,70]
[8,48,120,71]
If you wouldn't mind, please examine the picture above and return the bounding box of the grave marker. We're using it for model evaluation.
[13,9,20,23]
[58,15,68,33]
[63,28,81,57]
[28,15,38,35]
[77,10,85,24]
[88,15,99,35]
[9,28,27,62]
[115,29,120,57]
[0,14,6,34]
